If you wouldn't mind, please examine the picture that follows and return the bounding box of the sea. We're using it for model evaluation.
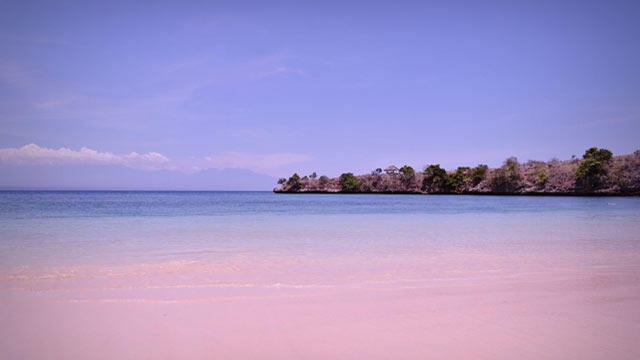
[1,191,639,269]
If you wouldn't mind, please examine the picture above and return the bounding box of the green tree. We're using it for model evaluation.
[448,167,471,192]
[489,157,521,192]
[422,164,450,193]
[575,147,613,190]
[286,173,302,191]
[471,164,488,186]
[277,178,286,185]
[535,167,548,187]
[583,147,612,162]
[399,165,416,187]
[576,158,606,189]
[339,173,360,192]
[309,172,317,179]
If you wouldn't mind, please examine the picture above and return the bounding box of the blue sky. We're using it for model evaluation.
[1,0,639,188]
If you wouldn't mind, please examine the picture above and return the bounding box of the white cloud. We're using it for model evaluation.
[0,144,310,176]
[203,152,310,176]
[0,143,172,170]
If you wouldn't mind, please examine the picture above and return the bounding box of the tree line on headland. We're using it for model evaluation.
[274,147,640,195]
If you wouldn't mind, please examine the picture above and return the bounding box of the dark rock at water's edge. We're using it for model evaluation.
[274,148,640,196]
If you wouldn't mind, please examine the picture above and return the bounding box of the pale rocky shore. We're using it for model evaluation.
[275,149,640,196]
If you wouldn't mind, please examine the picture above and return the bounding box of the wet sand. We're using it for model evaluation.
[2,250,639,359]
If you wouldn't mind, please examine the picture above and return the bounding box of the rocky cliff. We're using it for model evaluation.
[275,148,640,196]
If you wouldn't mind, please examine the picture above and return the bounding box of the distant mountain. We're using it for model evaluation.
[0,164,277,190]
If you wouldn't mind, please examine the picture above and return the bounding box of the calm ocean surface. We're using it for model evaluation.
[1,191,639,269]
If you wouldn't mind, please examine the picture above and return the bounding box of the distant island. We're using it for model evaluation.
[274,147,640,196]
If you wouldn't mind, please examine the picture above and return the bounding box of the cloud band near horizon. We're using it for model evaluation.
[0,144,310,177]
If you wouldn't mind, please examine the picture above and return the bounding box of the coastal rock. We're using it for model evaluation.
[275,149,640,196]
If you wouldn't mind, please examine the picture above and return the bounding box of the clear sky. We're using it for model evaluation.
[1,0,639,188]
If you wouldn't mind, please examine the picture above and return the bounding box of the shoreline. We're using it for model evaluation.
[274,190,640,197]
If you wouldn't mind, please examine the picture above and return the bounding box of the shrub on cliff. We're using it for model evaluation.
[448,167,472,192]
[471,165,488,186]
[277,178,286,185]
[339,173,360,192]
[286,173,301,191]
[576,147,612,190]
[489,157,521,192]
[319,175,329,186]
[536,167,548,187]
[399,165,416,187]
[583,147,612,162]
[422,164,450,193]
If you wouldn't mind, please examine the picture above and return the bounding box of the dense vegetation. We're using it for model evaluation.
[339,173,360,192]
[275,147,640,195]
[575,147,613,190]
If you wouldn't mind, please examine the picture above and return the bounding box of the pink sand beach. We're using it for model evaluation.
[2,247,640,359]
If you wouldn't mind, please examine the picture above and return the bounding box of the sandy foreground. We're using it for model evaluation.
[1,250,640,360]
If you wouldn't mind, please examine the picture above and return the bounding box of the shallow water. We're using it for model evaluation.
[1,191,639,359]
[2,191,639,267]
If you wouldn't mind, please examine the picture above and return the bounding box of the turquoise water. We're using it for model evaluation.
[1,191,639,268]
